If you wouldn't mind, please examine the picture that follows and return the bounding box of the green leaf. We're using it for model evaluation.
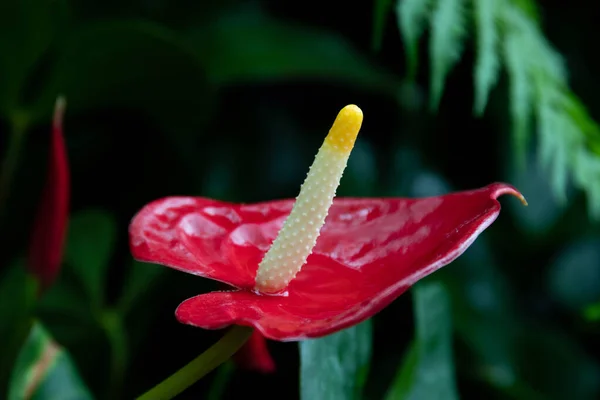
[33,19,209,117]
[31,20,212,168]
[207,362,235,400]
[37,277,91,323]
[98,309,128,400]
[395,0,432,79]
[118,260,165,314]
[386,280,458,400]
[428,0,466,110]
[441,244,524,396]
[190,11,398,96]
[372,0,393,52]
[0,0,68,114]
[300,319,372,400]
[8,321,93,400]
[64,209,117,309]
[0,260,38,395]
[36,266,95,347]
[444,239,558,399]
[384,342,418,400]
[473,0,501,115]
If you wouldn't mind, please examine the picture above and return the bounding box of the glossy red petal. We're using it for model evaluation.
[233,330,276,373]
[129,197,293,288]
[28,98,70,289]
[131,182,523,340]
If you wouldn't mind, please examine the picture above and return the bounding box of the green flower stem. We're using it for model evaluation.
[136,326,252,400]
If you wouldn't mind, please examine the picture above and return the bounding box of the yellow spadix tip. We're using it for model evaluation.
[324,104,363,154]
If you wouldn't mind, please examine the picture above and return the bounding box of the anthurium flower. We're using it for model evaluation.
[28,97,70,289]
[129,105,525,341]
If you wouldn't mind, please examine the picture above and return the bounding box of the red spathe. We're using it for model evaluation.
[129,183,523,341]
[28,99,70,289]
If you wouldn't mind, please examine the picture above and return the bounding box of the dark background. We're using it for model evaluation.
[1,0,600,399]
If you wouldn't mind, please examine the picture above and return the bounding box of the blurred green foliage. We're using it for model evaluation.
[385,281,458,400]
[300,320,372,400]
[8,322,93,400]
[1,0,600,399]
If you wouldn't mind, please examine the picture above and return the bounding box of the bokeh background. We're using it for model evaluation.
[1,0,600,399]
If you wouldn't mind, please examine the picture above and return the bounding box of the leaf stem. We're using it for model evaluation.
[207,361,235,400]
[100,309,128,400]
[136,326,252,400]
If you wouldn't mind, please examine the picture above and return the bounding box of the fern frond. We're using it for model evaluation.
[501,4,566,166]
[559,92,600,217]
[503,28,532,166]
[393,0,600,217]
[502,3,600,216]
[501,4,565,82]
[429,0,467,110]
[561,93,600,155]
[536,86,574,203]
[573,150,600,218]
[396,0,433,79]
[473,0,501,115]
[511,0,540,22]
